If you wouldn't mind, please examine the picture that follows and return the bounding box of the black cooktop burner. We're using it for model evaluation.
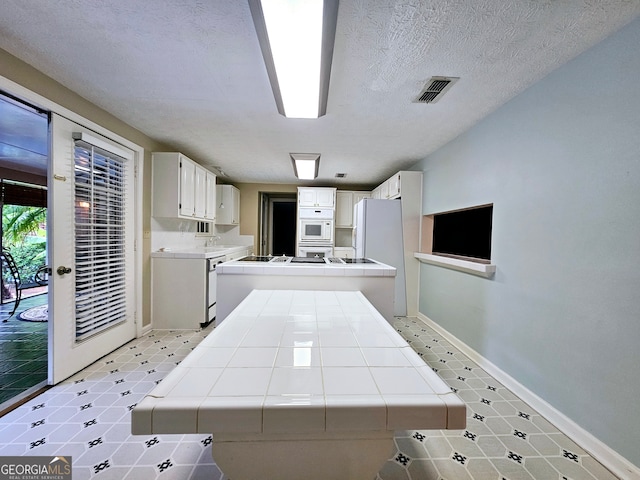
[343,258,375,264]
[290,257,326,264]
[237,255,273,262]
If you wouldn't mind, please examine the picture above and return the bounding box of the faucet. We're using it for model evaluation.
[207,235,221,247]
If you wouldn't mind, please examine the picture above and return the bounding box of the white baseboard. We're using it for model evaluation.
[417,312,640,480]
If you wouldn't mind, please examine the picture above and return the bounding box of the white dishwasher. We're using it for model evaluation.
[207,255,225,325]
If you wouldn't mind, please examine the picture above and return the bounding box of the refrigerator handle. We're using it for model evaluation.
[352,226,357,249]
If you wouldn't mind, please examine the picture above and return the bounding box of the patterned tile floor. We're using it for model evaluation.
[0,317,619,480]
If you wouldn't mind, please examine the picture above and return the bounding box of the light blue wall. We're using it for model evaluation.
[412,18,640,466]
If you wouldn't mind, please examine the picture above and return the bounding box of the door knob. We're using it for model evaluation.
[56,266,72,276]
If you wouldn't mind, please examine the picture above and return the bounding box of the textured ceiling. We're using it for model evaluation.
[1,1,639,186]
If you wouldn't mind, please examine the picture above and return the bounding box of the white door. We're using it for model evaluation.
[49,114,136,384]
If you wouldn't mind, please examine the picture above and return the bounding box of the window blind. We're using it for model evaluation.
[74,139,127,340]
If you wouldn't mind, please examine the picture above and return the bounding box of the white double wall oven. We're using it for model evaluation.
[297,207,335,257]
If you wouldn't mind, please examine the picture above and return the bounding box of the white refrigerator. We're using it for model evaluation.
[353,198,407,316]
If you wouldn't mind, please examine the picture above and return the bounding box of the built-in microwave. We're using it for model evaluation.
[299,219,334,243]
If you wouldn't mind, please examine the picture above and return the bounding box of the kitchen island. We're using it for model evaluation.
[132,289,466,480]
[216,256,397,323]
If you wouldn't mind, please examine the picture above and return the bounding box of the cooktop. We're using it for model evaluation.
[237,255,273,262]
[290,257,326,264]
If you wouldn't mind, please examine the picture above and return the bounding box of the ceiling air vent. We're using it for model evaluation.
[415,76,459,104]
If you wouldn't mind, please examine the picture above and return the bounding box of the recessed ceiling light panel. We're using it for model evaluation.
[249,0,339,118]
[290,153,320,179]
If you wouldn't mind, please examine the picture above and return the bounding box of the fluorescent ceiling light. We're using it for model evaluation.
[290,153,320,179]
[249,0,339,119]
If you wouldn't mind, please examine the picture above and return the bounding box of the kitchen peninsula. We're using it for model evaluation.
[216,256,396,323]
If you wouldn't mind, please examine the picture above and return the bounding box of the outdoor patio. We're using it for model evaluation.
[0,292,48,408]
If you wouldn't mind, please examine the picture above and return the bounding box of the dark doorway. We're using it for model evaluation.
[258,193,297,256]
[271,201,296,256]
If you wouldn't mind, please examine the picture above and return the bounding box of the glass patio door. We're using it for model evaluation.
[48,114,136,384]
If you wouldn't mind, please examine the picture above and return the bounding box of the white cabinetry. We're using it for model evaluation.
[371,171,419,200]
[152,246,252,329]
[152,257,208,329]
[216,185,240,225]
[225,247,250,261]
[353,191,371,206]
[179,158,196,217]
[370,170,423,316]
[205,171,217,222]
[298,187,336,208]
[152,152,216,221]
[336,190,370,228]
[387,173,401,199]
[333,247,355,259]
[335,191,353,228]
[194,164,207,219]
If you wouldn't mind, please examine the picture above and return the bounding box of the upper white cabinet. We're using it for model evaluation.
[193,164,207,219]
[372,171,420,200]
[216,184,240,225]
[387,173,401,199]
[152,152,216,221]
[353,191,371,207]
[178,156,196,217]
[336,190,371,228]
[204,171,217,222]
[298,187,336,208]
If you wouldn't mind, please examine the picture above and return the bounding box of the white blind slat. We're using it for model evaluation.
[73,139,129,341]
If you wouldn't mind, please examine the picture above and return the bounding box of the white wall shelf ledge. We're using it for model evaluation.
[414,253,496,278]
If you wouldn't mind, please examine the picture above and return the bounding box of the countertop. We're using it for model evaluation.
[217,257,396,277]
[132,289,466,435]
[150,245,250,259]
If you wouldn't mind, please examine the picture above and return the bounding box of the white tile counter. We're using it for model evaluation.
[216,258,398,322]
[150,244,250,259]
[132,290,465,480]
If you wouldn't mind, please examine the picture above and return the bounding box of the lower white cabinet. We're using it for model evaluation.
[152,257,209,329]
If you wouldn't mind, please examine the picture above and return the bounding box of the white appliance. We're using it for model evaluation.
[207,256,225,324]
[297,207,335,256]
[298,245,334,258]
[353,199,407,316]
[298,207,334,220]
[299,218,334,243]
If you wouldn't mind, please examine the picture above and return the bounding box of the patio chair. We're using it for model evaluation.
[1,247,49,322]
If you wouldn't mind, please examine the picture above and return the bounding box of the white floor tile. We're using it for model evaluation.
[0,320,621,480]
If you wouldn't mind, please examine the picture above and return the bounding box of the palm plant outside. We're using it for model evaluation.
[2,204,47,283]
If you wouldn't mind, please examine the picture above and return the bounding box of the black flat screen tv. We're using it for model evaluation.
[432,205,493,261]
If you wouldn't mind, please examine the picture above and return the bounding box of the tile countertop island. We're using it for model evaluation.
[216,256,398,323]
[132,290,466,480]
